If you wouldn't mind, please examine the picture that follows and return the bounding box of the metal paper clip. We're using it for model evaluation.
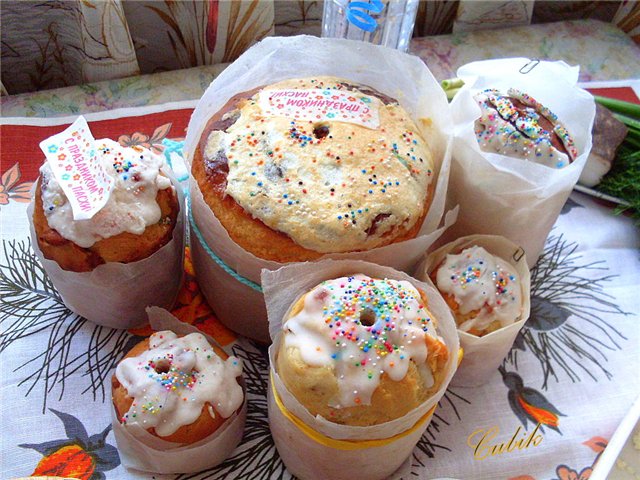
[519,58,540,74]
[512,247,526,263]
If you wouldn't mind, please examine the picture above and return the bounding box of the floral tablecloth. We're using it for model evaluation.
[1,95,639,480]
[1,25,640,480]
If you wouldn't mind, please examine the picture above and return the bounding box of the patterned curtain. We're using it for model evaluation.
[1,0,637,96]
[1,0,274,95]
[274,0,322,36]
[122,0,274,74]
[1,0,139,95]
[613,0,640,43]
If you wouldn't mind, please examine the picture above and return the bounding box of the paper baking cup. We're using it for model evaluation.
[416,234,531,387]
[27,169,185,329]
[112,401,246,475]
[183,35,455,342]
[111,307,246,474]
[189,215,270,343]
[261,259,460,480]
[444,58,595,268]
[188,183,275,343]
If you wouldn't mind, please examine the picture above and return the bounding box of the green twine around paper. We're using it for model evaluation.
[187,198,263,293]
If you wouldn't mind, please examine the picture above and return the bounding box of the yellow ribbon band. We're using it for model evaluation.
[270,372,436,451]
[270,348,463,451]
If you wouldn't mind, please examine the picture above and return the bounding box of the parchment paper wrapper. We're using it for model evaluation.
[184,35,455,342]
[261,259,460,480]
[445,58,595,267]
[27,169,185,329]
[111,307,247,474]
[416,234,531,387]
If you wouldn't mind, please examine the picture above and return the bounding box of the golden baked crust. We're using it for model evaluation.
[111,336,229,445]
[33,177,178,272]
[435,285,503,337]
[276,286,449,426]
[431,259,499,336]
[193,77,435,262]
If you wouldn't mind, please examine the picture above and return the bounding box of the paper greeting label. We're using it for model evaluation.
[259,89,380,129]
[39,116,113,220]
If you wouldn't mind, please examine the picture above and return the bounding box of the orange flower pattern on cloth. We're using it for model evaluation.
[118,122,174,155]
[0,162,33,205]
[32,444,96,480]
[170,247,237,345]
[128,247,236,346]
[556,465,592,480]
[19,409,119,480]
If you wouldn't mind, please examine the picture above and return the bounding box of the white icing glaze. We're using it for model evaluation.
[115,331,243,438]
[206,77,434,253]
[435,246,522,333]
[474,88,577,169]
[40,138,172,248]
[282,275,441,408]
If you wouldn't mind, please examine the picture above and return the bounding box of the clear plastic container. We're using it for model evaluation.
[322,0,419,52]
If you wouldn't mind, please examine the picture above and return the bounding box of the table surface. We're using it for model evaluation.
[1,25,640,480]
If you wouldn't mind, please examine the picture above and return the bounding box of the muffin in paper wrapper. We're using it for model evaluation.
[444,58,595,267]
[111,307,247,474]
[416,234,531,387]
[184,35,455,343]
[28,168,185,329]
[261,259,460,480]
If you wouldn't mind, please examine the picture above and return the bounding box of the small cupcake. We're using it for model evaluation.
[474,88,578,169]
[430,245,523,337]
[446,59,594,270]
[112,331,243,444]
[29,124,185,329]
[276,274,449,426]
[34,138,179,272]
[417,234,531,386]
